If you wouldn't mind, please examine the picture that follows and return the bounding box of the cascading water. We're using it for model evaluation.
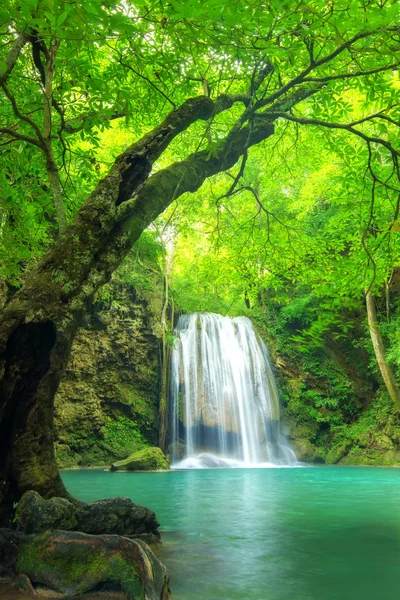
[170,313,297,468]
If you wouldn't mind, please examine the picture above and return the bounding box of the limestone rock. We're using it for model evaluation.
[17,530,171,599]
[292,438,317,462]
[15,491,77,534]
[111,447,169,472]
[75,497,160,536]
[325,443,352,464]
[15,491,159,537]
[54,273,163,468]
[168,441,186,461]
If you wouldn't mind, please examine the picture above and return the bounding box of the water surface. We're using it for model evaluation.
[62,467,400,600]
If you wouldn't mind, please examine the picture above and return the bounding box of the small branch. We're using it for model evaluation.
[0,127,43,147]
[63,110,125,134]
[303,61,400,83]
[254,29,395,110]
[118,52,177,109]
[0,32,29,84]
[42,38,66,232]
[0,80,45,144]
[265,111,400,158]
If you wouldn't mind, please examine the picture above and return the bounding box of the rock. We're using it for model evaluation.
[15,491,77,534]
[75,497,160,535]
[357,432,371,448]
[167,441,186,461]
[15,491,159,537]
[16,573,36,595]
[54,271,164,469]
[325,443,351,464]
[379,434,394,448]
[17,530,171,599]
[291,437,317,462]
[126,533,161,547]
[111,447,169,472]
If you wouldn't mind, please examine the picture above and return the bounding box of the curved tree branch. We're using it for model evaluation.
[0,32,29,84]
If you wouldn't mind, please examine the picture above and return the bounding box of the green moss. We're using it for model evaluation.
[112,446,169,471]
[18,532,143,597]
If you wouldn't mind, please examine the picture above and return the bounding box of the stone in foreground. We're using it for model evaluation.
[76,497,160,536]
[111,447,169,471]
[15,490,77,534]
[15,491,159,536]
[17,530,170,599]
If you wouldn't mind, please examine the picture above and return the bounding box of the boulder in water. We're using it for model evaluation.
[75,497,159,535]
[17,530,170,599]
[111,447,169,472]
[15,491,159,536]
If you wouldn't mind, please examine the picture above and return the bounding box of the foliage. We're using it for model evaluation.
[1,0,400,466]
[102,415,147,459]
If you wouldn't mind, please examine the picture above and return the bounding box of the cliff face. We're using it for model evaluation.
[53,274,400,469]
[54,276,163,468]
[274,339,400,466]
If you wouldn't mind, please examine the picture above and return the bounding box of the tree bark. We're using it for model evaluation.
[365,290,400,408]
[42,39,67,231]
[0,86,314,524]
[158,232,173,453]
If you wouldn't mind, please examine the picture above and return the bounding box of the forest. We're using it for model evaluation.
[0,0,399,599]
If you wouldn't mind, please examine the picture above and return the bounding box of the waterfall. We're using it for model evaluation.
[170,313,297,468]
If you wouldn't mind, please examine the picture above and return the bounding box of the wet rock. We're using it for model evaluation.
[167,442,185,461]
[16,574,36,595]
[15,492,159,537]
[15,491,77,534]
[75,497,160,535]
[126,533,161,547]
[111,447,169,472]
[291,438,317,462]
[17,530,170,599]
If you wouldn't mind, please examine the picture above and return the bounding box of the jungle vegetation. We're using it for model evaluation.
[0,0,400,523]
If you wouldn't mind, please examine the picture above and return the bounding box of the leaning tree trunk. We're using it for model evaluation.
[0,85,314,524]
[365,290,400,408]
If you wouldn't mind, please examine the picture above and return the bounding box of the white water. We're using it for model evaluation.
[170,313,296,469]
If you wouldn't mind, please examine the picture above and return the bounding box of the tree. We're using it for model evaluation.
[1,0,400,524]
[365,290,400,407]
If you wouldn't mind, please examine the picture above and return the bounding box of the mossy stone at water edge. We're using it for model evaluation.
[111,447,169,471]
[15,490,159,536]
[76,497,159,535]
[15,490,77,533]
[17,530,171,599]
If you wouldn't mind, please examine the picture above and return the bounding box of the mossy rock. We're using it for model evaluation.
[15,490,77,534]
[325,443,352,464]
[15,491,160,536]
[75,497,159,535]
[340,447,400,466]
[111,447,169,472]
[291,437,317,462]
[17,530,171,599]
